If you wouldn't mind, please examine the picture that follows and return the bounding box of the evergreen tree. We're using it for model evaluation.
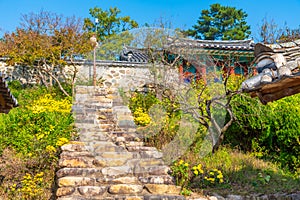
[84,7,138,41]
[186,3,251,40]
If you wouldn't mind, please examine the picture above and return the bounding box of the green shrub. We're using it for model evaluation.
[128,91,183,148]
[0,85,75,199]
[0,92,74,156]
[226,93,300,173]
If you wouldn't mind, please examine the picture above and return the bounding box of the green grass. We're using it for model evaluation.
[189,147,299,196]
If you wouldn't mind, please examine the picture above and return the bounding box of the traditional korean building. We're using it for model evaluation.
[120,37,255,83]
[165,37,255,82]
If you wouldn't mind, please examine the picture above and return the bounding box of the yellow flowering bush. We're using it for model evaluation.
[192,163,204,176]
[204,169,224,185]
[171,160,225,190]
[29,94,71,114]
[170,159,190,187]
[0,85,76,199]
[46,145,57,159]
[133,107,151,126]
[10,172,44,199]
[56,137,69,147]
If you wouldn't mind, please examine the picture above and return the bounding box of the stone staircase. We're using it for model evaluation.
[55,86,185,200]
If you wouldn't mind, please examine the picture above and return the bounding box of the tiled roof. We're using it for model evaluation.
[242,39,300,104]
[120,38,255,63]
[166,37,255,51]
[254,39,300,62]
[0,75,18,113]
[119,46,148,63]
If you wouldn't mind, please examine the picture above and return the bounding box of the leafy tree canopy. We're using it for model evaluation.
[83,6,138,41]
[0,10,92,96]
[186,3,251,40]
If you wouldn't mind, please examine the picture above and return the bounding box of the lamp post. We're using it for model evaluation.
[90,18,99,86]
[90,35,98,86]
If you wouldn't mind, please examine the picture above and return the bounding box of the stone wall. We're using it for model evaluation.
[76,60,180,91]
[0,60,180,91]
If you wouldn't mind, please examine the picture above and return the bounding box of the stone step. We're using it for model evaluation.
[91,141,126,153]
[114,138,144,147]
[111,131,139,139]
[96,119,115,124]
[79,133,109,142]
[126,146,158,152]
[97,108,113,114]
[74,123,99,129]
[56,168,103,178]
[61,142,90,152]
[143,195,186,200]
[101,166,134,177]
[96,176,139,185]
[139,175,175,184]
[57,195,186,200]
[110,132,142,144]
[95,157,130,167]
[99,123,115,130]
[94,96,113,103]
[58,155,101,168]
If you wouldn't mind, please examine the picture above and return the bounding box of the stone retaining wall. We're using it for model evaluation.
[76,61,179,91]
[0,60,180,91]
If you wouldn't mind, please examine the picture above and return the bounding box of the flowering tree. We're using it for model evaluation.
[0,10,92,96]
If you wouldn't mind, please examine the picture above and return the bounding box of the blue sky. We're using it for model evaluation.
[1,0,300,41]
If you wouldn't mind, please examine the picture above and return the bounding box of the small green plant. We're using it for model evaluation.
[171,159,226,192]
[170,159,190,187]
[191,163,225,188]
[203,169,224,186]
[257,172,271,185]
[180,187,192,196]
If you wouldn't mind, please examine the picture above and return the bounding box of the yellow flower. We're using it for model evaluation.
[208,177,215,183]
[194,170,199,175]
[56,137,69,146]
[133,107,151,126]
[49,125,55,131]
[29,94,71,114]
[184,163,189,167]
[36,172,44,177]
[46,145,56,154]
